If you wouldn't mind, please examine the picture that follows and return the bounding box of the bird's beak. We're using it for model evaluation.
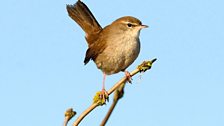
[140,25,149,29]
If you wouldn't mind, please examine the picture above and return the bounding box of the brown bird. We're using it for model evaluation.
[66,0,148,100]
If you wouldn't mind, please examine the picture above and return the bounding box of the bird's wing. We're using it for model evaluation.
[84,35,107,64]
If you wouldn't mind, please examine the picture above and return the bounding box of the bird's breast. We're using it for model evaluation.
[95,34,140,75]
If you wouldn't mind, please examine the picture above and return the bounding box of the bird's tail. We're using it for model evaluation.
[66,1,102,45]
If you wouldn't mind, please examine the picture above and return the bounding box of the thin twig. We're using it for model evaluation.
[71,58,157,126]
[100,83,125,126]
[64,108,76,126]
[101,58,157,125]
[72,70,135,126]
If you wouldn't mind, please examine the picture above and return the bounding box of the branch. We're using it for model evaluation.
[100,83,125,126]
[100,58,157,125]
[66,58,157,126]
[64,108,76,126]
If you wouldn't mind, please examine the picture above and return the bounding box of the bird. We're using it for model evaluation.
[66,0,148,101]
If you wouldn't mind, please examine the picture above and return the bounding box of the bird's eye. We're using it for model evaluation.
[127,23,132,27]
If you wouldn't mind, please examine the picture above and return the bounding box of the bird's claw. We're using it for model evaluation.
[125,71,132,83]
[100,89,109,102]
[93,89,109,106]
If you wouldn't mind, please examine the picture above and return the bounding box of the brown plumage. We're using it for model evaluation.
[66,1,148,100]
[66,1,102,45]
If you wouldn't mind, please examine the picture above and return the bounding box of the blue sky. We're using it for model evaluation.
[0,0,224,126]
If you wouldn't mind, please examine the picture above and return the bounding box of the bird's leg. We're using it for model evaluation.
[125,71,132,83]
[100,73,109,102]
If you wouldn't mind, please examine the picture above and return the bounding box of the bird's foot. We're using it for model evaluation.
[125,71,132,83]
[93,89,109,105]
[100,88,109,102]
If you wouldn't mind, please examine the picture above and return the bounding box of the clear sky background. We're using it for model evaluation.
[0,0,224,126]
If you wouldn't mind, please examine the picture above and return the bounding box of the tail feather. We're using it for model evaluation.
[66,1,102,45]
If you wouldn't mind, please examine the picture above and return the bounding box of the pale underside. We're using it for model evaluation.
[94,29,141,75]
